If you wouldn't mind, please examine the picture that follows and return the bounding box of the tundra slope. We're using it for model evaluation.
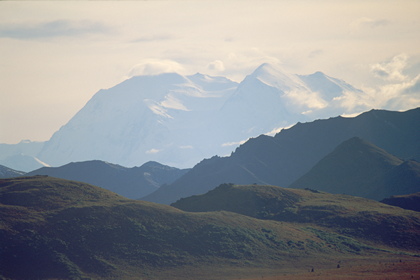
[1,176,419,279]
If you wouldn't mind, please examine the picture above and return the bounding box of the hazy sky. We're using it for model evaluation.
[1,0,419,144]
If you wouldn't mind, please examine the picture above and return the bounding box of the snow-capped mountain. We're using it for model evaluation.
[38,73,238,168]
[34,63,365,168]
[0,140,47,172]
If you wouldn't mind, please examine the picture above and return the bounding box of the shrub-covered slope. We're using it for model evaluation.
[0,176,418,279]
[172,184,420,250]
[2,176,419,279]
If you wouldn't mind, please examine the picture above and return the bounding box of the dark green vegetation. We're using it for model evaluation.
[290,137,420,200]
[143,107,420,204]
[0,164,25,178]
[172,184,420,250]
[27,160,189,199]
[381,192,420,212]
[2,176,419,280]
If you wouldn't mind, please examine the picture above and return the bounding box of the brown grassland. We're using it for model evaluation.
[235,257,420,280]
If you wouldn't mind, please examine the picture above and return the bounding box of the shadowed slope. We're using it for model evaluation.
[381,192,420,212]
[143,108,420,204]
[289,137,419,200]
[27,160,189,199]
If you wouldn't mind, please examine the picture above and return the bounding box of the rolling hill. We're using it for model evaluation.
[381,192,420,212]
[290,137,420,200]
[26,160,189,199]
[143,107,420,204]
[1,176,419,279]
[172,183,420,249]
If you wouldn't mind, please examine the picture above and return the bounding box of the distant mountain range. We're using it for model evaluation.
[143,107,420,204]
[0,140,47,172]
[1,176,419,279]
[0,164,25,178]
[27,160,189,199]
[290,137,420,200]
[2,63,367,170]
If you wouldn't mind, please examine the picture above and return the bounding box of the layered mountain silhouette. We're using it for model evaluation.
[290,137,420,200]
[26,160,189,199]
[0,140,46,172]
[0,164,25,178]
[1,176,419,279]
[3,63,367,169]
[142,107,420,204]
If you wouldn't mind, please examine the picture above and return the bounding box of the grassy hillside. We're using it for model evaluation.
[172,184,420,250]
[1,176,419,280]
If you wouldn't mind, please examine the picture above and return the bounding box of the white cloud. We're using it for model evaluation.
[265,124,294,136]
[334,54,420,112]
[145,148,160,154]
[284,89,328,110]
[0,20,111,40]
[221,140,247,147]
[127,59,185,77]
[371,53,408,82]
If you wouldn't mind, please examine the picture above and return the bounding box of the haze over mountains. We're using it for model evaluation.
[143,108,420,204]
[1,63,367,170]
[26,160,189,199]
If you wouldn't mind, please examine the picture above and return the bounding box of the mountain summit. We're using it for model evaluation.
[289,137,419,199]
[30,63,366,168]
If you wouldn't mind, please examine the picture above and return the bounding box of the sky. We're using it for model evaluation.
[0,0,419,144]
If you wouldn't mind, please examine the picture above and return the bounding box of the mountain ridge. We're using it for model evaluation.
[142,107,420,204]
[26,160,189,199]
[289,137,419,200]
[2,63,366,170]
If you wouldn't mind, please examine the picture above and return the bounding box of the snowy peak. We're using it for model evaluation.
[187,73,238,92]
[248,63,308,92]
[298,71,363,101]
[34,63,367,169]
